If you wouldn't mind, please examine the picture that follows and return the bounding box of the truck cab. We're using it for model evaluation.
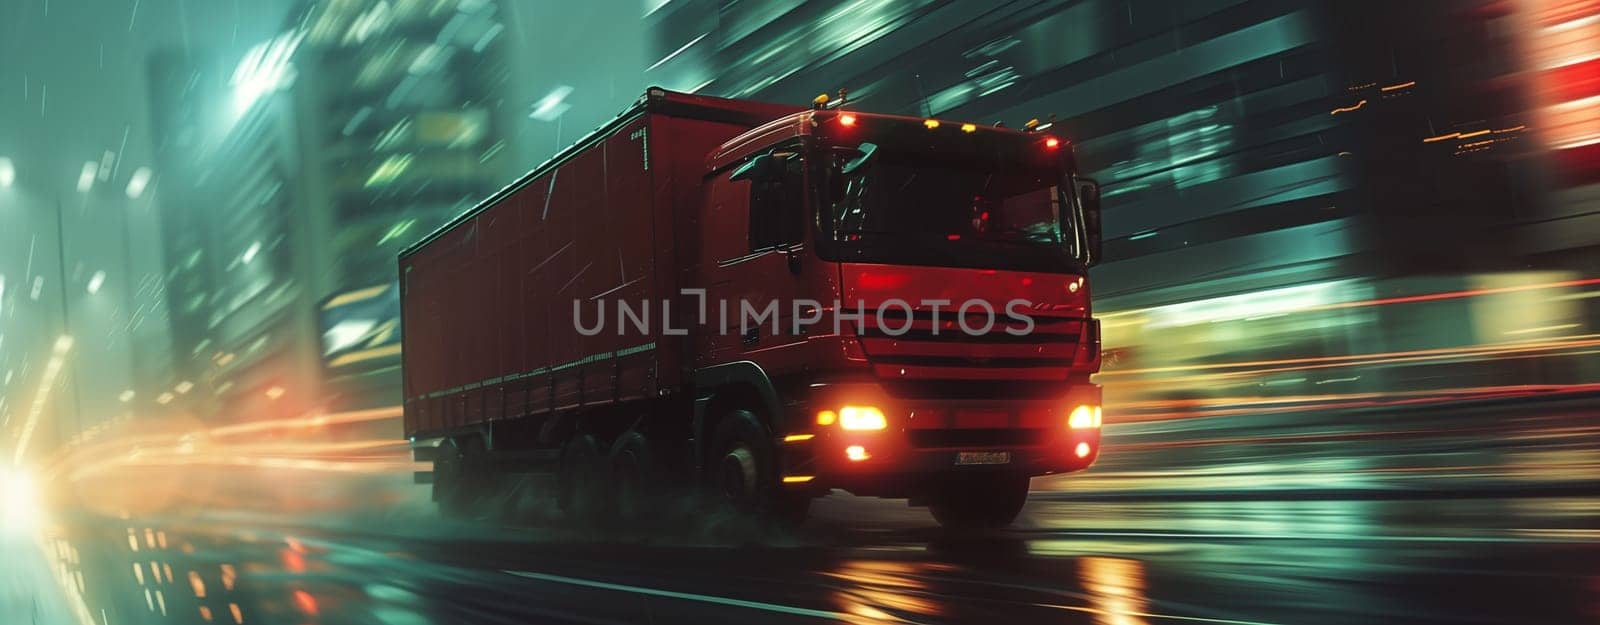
[691,106,1105,527]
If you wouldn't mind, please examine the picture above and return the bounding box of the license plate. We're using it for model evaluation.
[955,451,1011,466]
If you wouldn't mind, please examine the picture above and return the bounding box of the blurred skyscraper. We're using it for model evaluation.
[147,42,323,422]
[288,0,516,410]
[145,0,522,419]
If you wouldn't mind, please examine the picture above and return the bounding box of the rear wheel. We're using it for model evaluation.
[929,474,1030,530]
[558,433,606,521]
[433,437,484,517]
[610,431,654,522]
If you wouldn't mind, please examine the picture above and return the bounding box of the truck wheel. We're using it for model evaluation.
[711,411,810,523]
[434,437,483,517]
[558,433,605,521]
[610,431,654,522]
[712,411,773,509]
[928,474,1030,530]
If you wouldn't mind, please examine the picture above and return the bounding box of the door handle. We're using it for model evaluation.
[742,327,760,346]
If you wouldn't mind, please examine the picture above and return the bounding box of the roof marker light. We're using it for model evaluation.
[839,113,857,126]
[960,123,977,133]
[1045,137,1060,149]
[923,119,939,129]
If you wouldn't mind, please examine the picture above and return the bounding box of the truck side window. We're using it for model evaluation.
[749,151,805,251]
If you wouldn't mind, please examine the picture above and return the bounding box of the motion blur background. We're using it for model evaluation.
[1,1,1598,623]
[3,0,1597,449]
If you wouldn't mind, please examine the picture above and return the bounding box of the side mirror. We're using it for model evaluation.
[777,242,802,274]
[841,142,879,175]
[1077,179,1103,267]
[730,153,778,182]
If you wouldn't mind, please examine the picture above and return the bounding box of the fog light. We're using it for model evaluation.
[1074,442,1091,458]
[1069,404,1099,429]
[846,445,870,461]
[839,406,886,431]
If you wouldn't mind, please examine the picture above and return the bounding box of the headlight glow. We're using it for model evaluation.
[1069,404,1099,429]
[838,406,887,431]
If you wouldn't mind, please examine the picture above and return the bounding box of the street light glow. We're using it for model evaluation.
[86,270,106,295]
[0,467,40,532]
[12,335,73,466]
[0,157,14,187]
[77,161,97,192]
[126,166,152,198]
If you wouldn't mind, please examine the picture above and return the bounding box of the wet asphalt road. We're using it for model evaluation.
[14,396,1600,625]
[24,493,1599,625]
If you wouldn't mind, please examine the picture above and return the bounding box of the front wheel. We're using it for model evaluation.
[711,410,809,524]
[928,474,1030,530]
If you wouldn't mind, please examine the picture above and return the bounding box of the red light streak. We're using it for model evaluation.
[292,590,319,615]
[1308,276,1600,312]
[282,549,305,574]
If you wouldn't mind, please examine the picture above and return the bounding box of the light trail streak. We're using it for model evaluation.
[12,336,74,467]
[1104,382,1600,423]
[1100,334,1600,377]
[1099,276,1599,323]
[1307,277,1600,311]
[205,405,401,438]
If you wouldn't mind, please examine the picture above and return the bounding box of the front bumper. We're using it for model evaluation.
[778,382,1102,498]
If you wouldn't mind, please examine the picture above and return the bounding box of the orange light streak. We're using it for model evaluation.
[1330,99,1368,114]
[1102,334,1600,377]
[206,405,401,438]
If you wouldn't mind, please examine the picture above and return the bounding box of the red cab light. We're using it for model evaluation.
[839,113,857,126]
[1045,137,1061,149]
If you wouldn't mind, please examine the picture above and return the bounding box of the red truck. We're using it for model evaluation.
[400,88,1104,528]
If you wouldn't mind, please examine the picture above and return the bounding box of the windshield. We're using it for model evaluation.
[820,144,1087,271]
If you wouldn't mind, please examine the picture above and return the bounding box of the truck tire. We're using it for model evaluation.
[610,431,654,522]
[928,474,1030,530]
[434,437,483,518]
[558,433,605,521]
[711,410,810,524]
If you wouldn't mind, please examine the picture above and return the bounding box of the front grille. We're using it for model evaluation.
[854,310,1087,383]
[881,379,1069,400]
[907,428,1048,449]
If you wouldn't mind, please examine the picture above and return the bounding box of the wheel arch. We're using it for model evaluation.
[691,361,783,475]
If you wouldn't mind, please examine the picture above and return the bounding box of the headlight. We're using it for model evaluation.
[1069,404,1099,429]
[838,406,887,431]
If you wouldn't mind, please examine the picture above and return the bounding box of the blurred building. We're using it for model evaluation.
[646,0,1598,400]
[145,1,523,421]
[286,0,516,411]
[146,43,324,422]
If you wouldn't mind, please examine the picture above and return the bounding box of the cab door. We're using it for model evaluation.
[697,144,813,371]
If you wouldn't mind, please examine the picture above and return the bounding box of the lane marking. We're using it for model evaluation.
[503,570,853,620]
[1027,601,1284,625]
[1023,529,1595,544]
